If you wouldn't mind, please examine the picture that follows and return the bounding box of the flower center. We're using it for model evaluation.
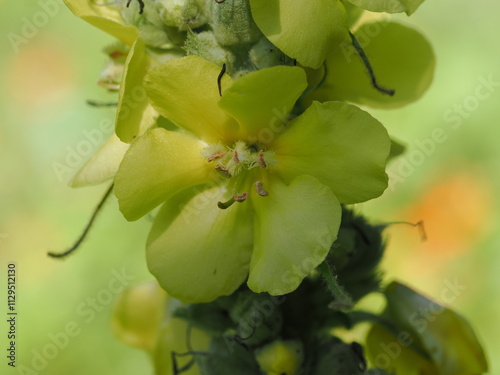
[201,141,275,209]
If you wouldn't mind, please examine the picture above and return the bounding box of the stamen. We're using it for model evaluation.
[207,152,224,162]
[215,165,232,178]
[258,150,267,168]
[233,150,240,164]
[234,192,248,202]
[109,50,127,59]
[217,197,235,209]
[255,181,268,196]
[217,193,247,209]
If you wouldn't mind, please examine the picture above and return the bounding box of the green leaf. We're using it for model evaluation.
[345,0,425,15]
[115,37,158,143]
[366,281,489,374]
[388,138,406,161]
[249,0,348,68]
[383,282,489,374]
[366,323,439,375]
[308,22,435,109]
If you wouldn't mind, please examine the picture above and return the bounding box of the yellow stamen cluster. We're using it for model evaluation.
[202,141,276,178]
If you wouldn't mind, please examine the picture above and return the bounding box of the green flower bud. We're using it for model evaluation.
[327,207,386,302]
[312,337,366,375]
[111,280,167,351]
[211,0,262,46]
[255,340,303,375]
[227,291,283,347]
[196,337,261,375]
[156,0,210,30]
[120,0,184,47]
[249,38,294,70]
[184,31,234,68]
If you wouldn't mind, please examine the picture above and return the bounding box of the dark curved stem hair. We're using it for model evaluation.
[349,31,395,96]
[126,0,144,14]
[47,183,114,259]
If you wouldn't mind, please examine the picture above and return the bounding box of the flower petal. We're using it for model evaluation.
[218,66,307,138]
[345,0,425,15]
[71,133,129,187]
[273,101,390,204]
[309,22,435,109]
[114,128,212,221]
[249,0,347,68]
[147,187,253,303]
[248,175,341,295]
[144,56,238,143]
[115,38,159,143]
[64,0,138,45]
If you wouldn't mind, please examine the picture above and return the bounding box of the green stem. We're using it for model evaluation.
[318,260,354,309]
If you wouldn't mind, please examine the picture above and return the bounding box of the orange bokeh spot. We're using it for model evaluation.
[402,168,492,259]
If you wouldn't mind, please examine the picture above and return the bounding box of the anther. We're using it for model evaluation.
[258,150,267,168]
[234,192,248,202]
[215,165,232,178]
[207,152,224,162]
[255,181,268,196]
[233,150,240,164]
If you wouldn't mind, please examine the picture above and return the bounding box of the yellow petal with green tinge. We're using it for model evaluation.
[114,128,213,221]
[147,187,253,303]
[248,175,340,295]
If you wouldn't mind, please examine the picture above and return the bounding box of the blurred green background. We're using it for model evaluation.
[0,1,498,374]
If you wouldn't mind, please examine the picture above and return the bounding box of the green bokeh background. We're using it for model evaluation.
[0,1,498,374]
